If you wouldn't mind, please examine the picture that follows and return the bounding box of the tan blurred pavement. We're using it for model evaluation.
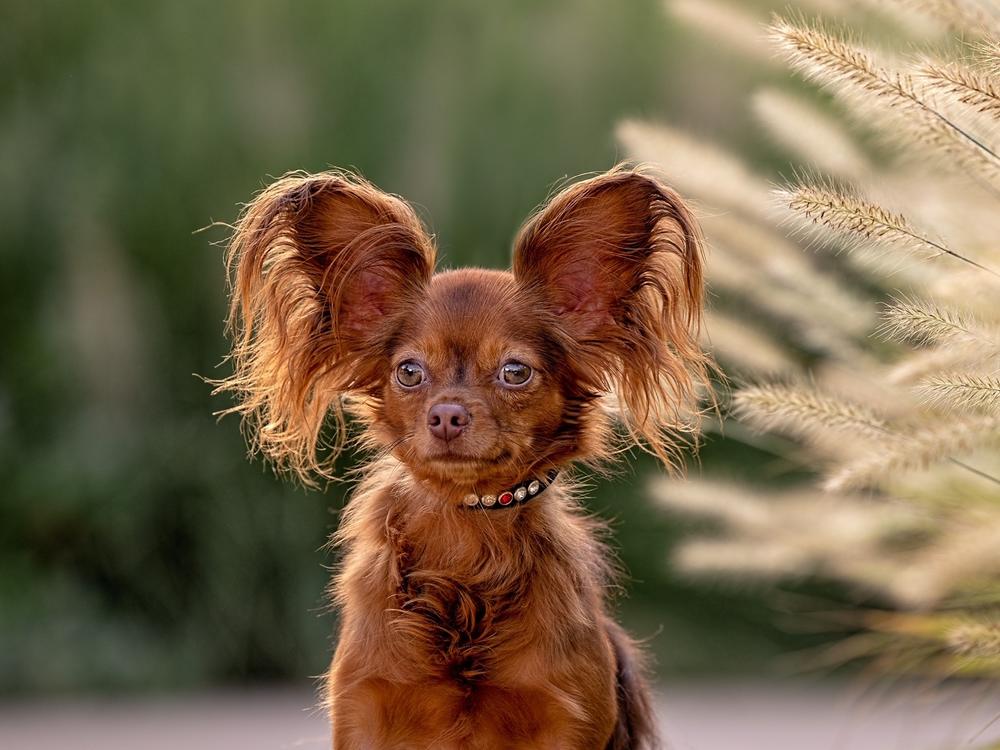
[0,680,997,750]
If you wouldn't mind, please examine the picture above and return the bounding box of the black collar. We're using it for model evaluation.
[461,470,559,510]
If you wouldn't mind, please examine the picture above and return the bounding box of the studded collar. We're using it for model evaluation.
[461,470,559,510]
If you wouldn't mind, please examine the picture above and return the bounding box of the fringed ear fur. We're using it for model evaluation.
[513,167,710,469]
[214,171,435,484]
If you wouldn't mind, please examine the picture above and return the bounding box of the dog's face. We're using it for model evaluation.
[375,270,571,487]
[220,168,708,488]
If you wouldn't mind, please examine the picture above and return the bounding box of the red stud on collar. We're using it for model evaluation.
[498,491,514,506]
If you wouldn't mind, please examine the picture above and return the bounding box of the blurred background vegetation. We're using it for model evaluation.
[1,0,832,694]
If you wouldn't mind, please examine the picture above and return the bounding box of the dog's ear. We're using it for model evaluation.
[513,167,709,468]
[216,171,435,483]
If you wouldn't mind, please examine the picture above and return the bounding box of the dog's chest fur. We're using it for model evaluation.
[389,517,545,684]
[327,485,619,747]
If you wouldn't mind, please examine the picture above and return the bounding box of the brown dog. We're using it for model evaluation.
[217,166,708,748]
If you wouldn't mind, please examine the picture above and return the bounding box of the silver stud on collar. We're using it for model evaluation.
[481,494,497,507]
[527,480,541,495]
[463,493,479,507]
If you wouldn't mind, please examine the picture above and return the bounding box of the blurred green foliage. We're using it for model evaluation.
[1,0,825,693]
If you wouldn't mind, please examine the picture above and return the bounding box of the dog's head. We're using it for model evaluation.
[218,168,708,491]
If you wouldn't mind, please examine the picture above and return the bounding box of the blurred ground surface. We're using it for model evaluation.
[1,680,997,750]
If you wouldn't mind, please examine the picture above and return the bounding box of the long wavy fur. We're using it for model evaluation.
[513,167,711,471]
[213,171,435,484]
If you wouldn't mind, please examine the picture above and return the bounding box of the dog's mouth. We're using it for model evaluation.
[424,449,511,467]
[420,436,509,463]
[415,449,518,485]
[428,454,483,464]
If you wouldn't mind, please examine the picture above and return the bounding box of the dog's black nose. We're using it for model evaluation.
[427,403,470,441]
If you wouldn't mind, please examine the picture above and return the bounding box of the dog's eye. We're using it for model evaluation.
[500,361,532,386]
[396,361,425,388]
